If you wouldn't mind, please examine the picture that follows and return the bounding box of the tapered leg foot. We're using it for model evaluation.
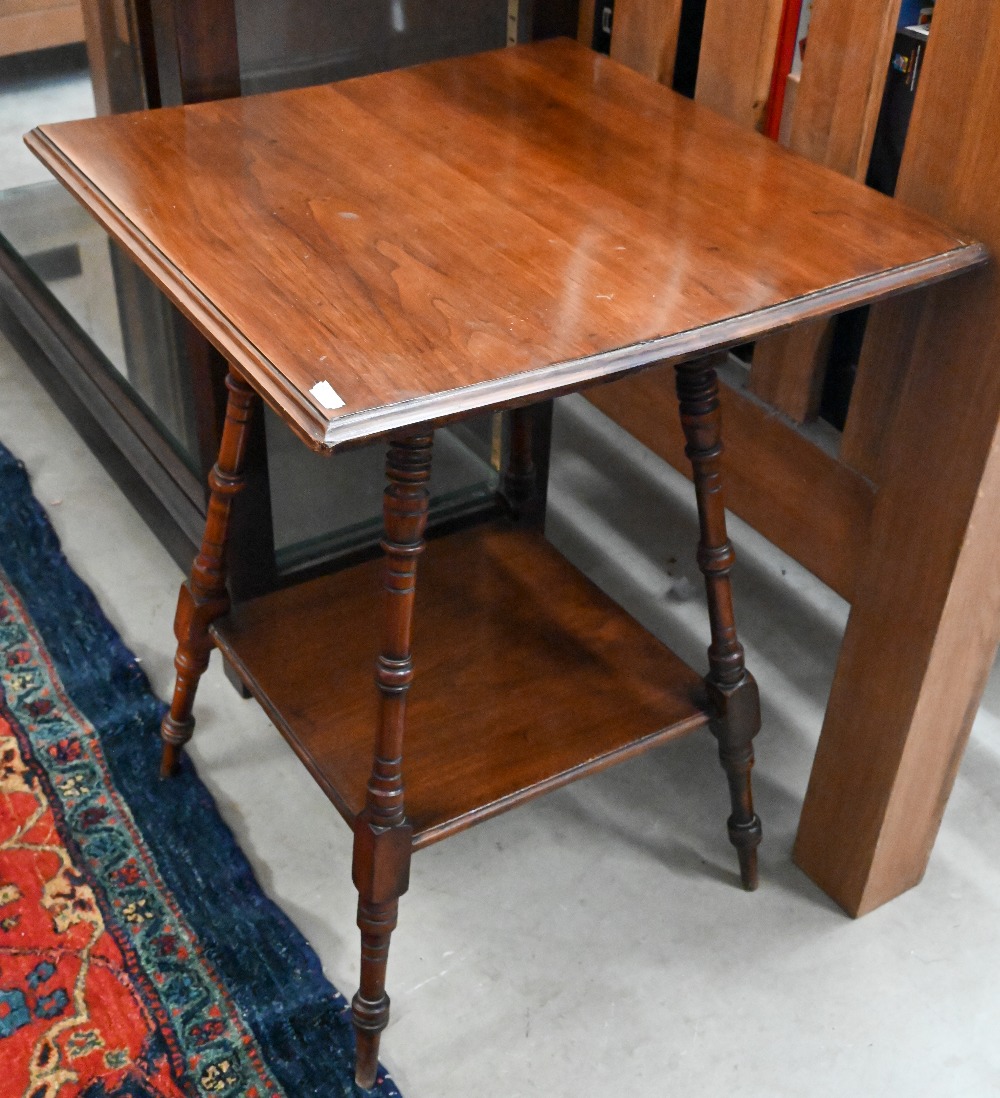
[736,842,759,892]
[710,674,763,890]
[728,811,762,891]
[160,678,199,777]
[159,738,184,779]
[353,989,388,1090]
[354,1033,380,1091]
[159,581,214,778]
[158,578,221,777]
[352,894,401,1090]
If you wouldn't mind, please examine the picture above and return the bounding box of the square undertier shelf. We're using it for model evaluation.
[211,523,712,849]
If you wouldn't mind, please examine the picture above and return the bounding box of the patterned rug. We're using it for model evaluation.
[0,441,401,1098]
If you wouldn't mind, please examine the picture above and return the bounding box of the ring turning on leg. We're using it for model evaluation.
[160,367,257,778]
[675,356,763,889]
[351,433,432,1087]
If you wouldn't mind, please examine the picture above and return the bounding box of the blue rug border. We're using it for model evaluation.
[0,440,403,1098]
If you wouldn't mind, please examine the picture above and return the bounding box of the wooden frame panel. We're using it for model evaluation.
[586,371,874,601]
[785,0,903,177]
[593,0,891,600]
[608,0,684,83]
[795,0,1000,915]
[601,0,1000,916]
[748,0,903,422]
[696,0,784,130]
[576,0,597,44]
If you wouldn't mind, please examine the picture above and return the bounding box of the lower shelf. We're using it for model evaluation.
[212,523,712,848]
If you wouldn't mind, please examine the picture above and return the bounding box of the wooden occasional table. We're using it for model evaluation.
[29,39,986,1087]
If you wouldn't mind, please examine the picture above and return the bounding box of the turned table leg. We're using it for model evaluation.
[675,355,763,890]
[160,366,256,778]
[501,402,554,526]
[351,432,431,1088]
[502,405,537,509]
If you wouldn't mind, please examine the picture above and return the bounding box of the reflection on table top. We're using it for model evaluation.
[27,38,986,451]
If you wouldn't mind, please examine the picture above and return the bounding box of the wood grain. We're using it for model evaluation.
[696,0,784,131]
[213,522,711,847]
[587,370,874,600]
[839,293,922,478]
[748,317,830,422]
[608,0,683,83]
[787,0,902,177]
[28,39,982,453]
[794,0,1000,915]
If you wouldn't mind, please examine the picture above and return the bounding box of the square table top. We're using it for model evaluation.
[28,39,986,452]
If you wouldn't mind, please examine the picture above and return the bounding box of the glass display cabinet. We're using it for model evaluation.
[0,0,575,595]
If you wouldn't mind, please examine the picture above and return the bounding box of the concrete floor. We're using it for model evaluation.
[3,43,1000,1098]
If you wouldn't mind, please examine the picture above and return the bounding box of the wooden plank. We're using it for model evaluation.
[577,0,597,44]
[586,370,875,600]
[786,0,902,176]
[608,0,683,83]
[0,0,83,56]
[696,0,784,131]
[843,1,979,480]
[158,0,240,105]
[794,0,1000,915]
[748,0,902,421]
[839,293,922,479]
[80,0,157,115]
[748,318,829,422]
[778,69,800,146]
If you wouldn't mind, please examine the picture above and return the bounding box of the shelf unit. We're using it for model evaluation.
[212,521,712,850]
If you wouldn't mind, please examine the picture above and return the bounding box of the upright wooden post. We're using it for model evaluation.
[782,0,902,177]
[147,1,278,599]
[608,0,684,83]
[608,0,784,128]
[839,295,921,479]
[695,0,784,131]
[748,0,902,421]
[577,0,597,45]
[794,0,1000,914]
[160,0,240,104]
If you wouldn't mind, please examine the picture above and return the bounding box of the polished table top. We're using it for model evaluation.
[28,38,986,451]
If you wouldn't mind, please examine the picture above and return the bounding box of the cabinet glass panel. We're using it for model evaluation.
[267,410,498,572]
[0,179,204,470]
[0,1,511,576]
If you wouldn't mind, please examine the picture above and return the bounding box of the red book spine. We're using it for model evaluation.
[764,0,804,140]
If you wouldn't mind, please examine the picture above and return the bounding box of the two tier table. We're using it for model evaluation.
[28,38,986,1087]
